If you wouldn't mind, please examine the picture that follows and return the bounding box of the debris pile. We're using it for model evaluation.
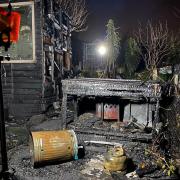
[5,100,180,180]
[69,113,151,134]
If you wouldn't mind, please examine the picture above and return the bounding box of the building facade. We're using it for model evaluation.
[0,0,72,119]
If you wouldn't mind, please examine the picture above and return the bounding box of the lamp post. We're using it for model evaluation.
[97,44,107,76]
[0,56,8,178]
[0,2,13,177]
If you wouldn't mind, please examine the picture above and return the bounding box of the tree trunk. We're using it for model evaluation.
[174,74,179,85]
[152,68,158,80]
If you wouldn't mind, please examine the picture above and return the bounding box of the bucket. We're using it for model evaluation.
[30,130,78,165]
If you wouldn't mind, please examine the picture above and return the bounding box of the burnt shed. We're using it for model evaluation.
[0,0,72,120]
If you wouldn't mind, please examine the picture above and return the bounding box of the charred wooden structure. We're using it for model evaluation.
[61,78,162,130]
[1,0,72,120]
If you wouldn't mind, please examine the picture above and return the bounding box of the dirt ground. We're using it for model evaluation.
[5,112,179,180]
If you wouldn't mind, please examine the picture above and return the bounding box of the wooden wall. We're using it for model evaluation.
[1,0,72,120]
[2,0,44,120]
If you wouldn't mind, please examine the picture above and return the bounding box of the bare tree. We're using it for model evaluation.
[135,21,171,80]
[56,0,88,32]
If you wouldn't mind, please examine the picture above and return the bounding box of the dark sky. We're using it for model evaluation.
[75,0,180,42]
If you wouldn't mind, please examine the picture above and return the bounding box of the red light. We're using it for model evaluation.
[0,7,21,43]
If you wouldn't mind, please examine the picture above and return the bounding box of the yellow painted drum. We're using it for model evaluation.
[30,130,78,165]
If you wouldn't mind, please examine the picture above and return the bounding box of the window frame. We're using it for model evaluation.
[0,1,36,63]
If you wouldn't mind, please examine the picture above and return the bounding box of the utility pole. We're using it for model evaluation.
[0,1,13,178]
[0,55,9,179]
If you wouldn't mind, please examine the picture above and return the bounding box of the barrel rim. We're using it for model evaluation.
[29,132,35,165]
[68,130,78,160]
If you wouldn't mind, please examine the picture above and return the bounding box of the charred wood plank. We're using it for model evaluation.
[74,128,152,143]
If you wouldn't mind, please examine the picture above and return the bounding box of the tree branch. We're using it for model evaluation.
[135,21,172,73]
[56,0,88,32]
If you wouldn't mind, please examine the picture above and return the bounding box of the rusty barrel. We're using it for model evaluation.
[30,130,78,165]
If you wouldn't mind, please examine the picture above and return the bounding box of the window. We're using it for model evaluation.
[0,1,35,63]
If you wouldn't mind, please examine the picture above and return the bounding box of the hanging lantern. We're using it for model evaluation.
[0,6,21,43]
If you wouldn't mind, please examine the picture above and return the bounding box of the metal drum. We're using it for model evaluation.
[30,130,78,165]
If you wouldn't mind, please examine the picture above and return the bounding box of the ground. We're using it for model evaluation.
[5,111,180,180]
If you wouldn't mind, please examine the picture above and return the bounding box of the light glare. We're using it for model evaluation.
[98,45,107,56]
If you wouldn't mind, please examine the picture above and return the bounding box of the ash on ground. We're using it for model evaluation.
[6,111,179,180]
[69,113,150,133]
[8,143,169,180]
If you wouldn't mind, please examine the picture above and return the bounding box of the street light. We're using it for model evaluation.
[96,44,107,75]
[97,45,107,56]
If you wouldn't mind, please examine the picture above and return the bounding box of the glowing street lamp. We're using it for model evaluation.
[97,45,107,56]
[96,44,107,73]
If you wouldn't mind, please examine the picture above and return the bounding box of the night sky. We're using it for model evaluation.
[75,0,180,42]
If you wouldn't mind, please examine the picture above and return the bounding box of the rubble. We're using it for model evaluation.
[80,155,105,179]
[4,98,179,180]
[27,110,74,131]
[69,113,151,135]
[129,116,146,131]
[135,163,158,177]
[8,145,85,180]
[70,113,102,129]
[126,171,139,178]
[7,140,178,180]
[26,114,47,129]
[6,126,29,150]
